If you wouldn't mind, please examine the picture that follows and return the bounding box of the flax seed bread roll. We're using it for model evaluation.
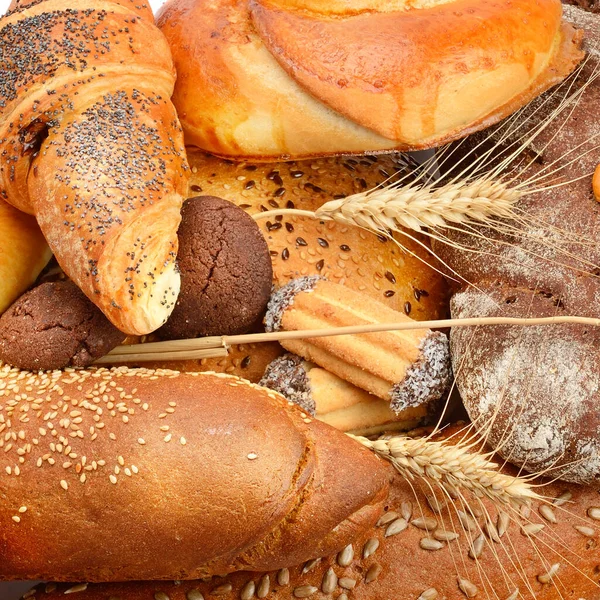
[133,151,448,383]
[23,427,600,599]
[157,0,583,159]
[0,366,389,582]
[432,5,600,485]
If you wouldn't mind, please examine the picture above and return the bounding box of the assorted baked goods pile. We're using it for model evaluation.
[1,1,600,599]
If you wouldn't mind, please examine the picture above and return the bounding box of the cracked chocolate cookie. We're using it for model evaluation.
[0,281,126,371]
[158,196,273,339]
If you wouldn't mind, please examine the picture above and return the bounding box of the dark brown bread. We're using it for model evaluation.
[433,5,600,485]
[158,196,273,340]
[22,427,600,599]
[0,367,389,582]
[0,281,125,371]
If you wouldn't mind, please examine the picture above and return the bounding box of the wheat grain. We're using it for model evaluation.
[350,434,538,509]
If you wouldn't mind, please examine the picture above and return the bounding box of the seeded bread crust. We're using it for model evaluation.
[130,150,449,382]
[23,426,600,599]
[432,6,600,485]
[0,0,190,336]
[0,366,389,582]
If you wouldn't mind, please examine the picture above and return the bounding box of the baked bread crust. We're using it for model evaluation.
[0,366,389,582]
[129,151,449,381]
[157,0,583,158]
[23,426,600,599]
[0,199,51,315]
[0,0,190,335]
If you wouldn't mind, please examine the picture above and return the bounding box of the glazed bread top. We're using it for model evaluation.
[158,0,583,158]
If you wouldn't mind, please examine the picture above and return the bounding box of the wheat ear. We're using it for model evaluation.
[254,178,521,234]
[351,434,539,509]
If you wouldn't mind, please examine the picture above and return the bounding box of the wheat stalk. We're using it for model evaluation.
[351,434,539,509]
[97,315,600,364]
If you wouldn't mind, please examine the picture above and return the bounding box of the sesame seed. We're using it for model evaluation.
[337,543,354,566]
[212,583,232,595]
[363,537,379,559]
[365,562,382,583]
[256,574,269,598]
[64,584,88,595]
[60,480,68,491]
[247,453,258,460]
[588,507,600,520]
[293,586,317,598]
[240,581,255,600]
[521,523,545,536]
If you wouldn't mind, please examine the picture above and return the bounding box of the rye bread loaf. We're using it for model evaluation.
[0,366,389,582]
[21,425,600,599]
[433,5,600,485]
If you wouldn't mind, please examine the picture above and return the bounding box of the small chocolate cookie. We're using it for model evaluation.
[0,281,126,371]
[158,196,273,339]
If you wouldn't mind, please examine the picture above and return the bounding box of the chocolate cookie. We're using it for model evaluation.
[158,196,273,339]
[0,281,126,371]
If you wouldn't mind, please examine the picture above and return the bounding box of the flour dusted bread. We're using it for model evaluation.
[21,426,600,599]
[0,0,189,336]
[0,366,389,582]
[157,0,583,158]
[433,5,600,485]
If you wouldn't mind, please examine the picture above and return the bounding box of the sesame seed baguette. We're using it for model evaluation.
[264,277,451,413]
[0,0,190,336]
[24,428,600,600]
[0,365,389,582]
